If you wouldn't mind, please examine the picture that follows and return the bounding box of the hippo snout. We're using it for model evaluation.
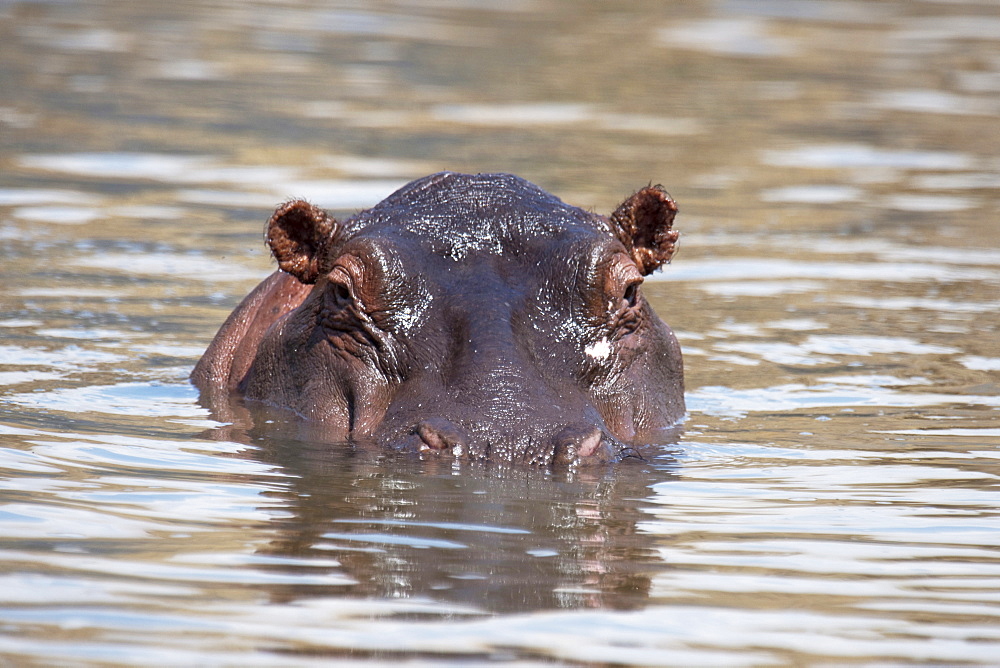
[402,418,637,467]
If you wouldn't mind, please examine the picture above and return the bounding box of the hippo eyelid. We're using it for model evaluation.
[329,253,370,300]
[327,265,355,296]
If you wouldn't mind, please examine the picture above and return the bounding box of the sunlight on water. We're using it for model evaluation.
[19,152,410,211]
[759,144,974,170]
[19,153,217,181]
[13,205,103,225]
[0,344,127,367]
[0,189,102,206]
[271,179,409,209]
[882,193,977,212]
[688,382,1000,418]
[6,383,207,418]
[72,253,265,282]
[960,356,1000,371]
[657,18,796,57]
[660,258,1000,282]
[759,184,862,203]
[0,371,65,387]
[871,88,1000,116]
[433,102,593,125]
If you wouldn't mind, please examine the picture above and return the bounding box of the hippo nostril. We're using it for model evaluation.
[617,445,645,461]
[576,429,603,458]
[552,425,605,465]
[415,418,469,453]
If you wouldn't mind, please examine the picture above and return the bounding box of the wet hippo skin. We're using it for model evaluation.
[192,172,684,466]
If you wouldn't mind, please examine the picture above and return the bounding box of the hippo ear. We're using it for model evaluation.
[609,185,679,275]
[266,200,339,284]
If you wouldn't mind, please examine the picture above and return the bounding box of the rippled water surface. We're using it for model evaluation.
[1,0,999,664]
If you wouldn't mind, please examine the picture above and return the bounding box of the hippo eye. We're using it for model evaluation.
[623,281,640,309]
[331,281,352,308]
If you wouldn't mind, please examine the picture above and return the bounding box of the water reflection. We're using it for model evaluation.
[189,404,683,613]
[257,441,673,612]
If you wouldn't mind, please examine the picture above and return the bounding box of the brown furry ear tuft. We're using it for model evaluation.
[610,185,679,275]
[266,200,338,284]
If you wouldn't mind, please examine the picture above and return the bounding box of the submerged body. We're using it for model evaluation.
[192,172,684,465]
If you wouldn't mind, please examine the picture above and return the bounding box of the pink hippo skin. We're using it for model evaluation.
[192,172,684,466]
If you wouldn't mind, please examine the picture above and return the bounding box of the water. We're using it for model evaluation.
[1,0,999,664]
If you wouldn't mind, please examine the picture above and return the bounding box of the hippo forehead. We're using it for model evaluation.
[343,172,610,261]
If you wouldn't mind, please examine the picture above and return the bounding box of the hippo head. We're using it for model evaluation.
[193,172,683,466]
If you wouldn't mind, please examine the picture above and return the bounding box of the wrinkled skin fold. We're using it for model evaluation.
[192,172,684,466]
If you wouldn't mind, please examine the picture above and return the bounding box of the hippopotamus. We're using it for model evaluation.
[192,172,684,466]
